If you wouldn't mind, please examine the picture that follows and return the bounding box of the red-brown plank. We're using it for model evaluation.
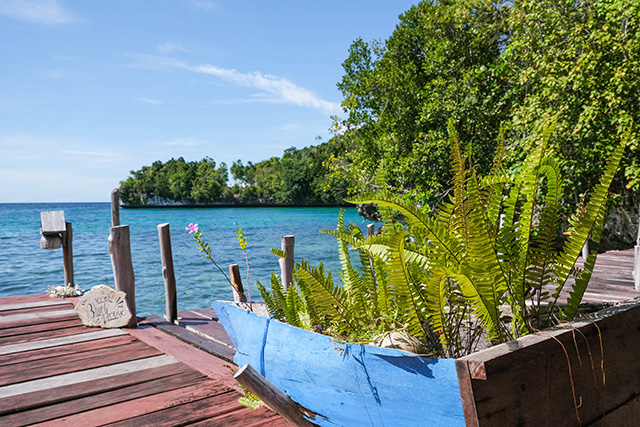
[0,317,83,339]
[0,294,54,305]
[0,362,192,416]
[0,334,138,367]
[0,311,78,330]
[0,324,90,346]
[1,369,210,426]
[127,325,241,393]
[35,380,234,427]
[0,340,162,386]
[102,388,244,427]
[0,303,74,317]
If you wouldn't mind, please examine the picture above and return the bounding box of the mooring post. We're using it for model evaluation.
[111,188,120,227]
[157,223,177,323]
[108,225,137,328]
[62,222,74,288]
[229,264,247,302]
[280,235,295,290]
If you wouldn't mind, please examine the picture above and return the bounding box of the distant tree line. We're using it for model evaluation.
[118,139,350,206]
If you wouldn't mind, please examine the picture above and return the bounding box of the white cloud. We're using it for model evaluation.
[187,0,214,10]
[0,0,75,25]
[61,150,121,159]
[128,54,340,115]
[159,137,208,147]
[135,97,163,105]
[157,42,190,54]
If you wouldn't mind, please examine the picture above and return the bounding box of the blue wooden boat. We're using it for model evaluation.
[212,301,465,426]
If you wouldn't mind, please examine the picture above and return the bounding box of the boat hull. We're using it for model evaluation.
[212,301,465,426]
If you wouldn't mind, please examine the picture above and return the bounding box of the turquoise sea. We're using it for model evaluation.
[0,203,371,316]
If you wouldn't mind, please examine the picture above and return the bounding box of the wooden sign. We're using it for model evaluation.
[40,211,66,235]
[75,285,133,328]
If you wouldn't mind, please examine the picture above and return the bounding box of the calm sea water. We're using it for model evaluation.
[0,203,371,316]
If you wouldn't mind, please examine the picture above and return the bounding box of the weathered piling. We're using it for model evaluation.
[108,225,137,328]
[111,188,120,227]
[280,235,295,290]
[62,222,74,288]
[158,223,177,323]
[229,264,247,303]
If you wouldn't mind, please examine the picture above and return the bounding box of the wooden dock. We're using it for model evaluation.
[549,247,638,304]
[0,294,287,427]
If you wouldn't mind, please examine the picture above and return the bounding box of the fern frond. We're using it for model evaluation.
[295,259,358,330]
[270,248,287,259]
[553,134,627,318]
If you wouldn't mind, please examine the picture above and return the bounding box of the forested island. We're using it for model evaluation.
[119,138,351,207]
[119,0,639,247]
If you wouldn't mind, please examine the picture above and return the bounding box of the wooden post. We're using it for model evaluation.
[229,264,247,302]
[582,240,589,259]
[367,223,378,289]
[158,223,177,323]
[111,188,120,227]
[635,204,640,290]
[280,235,295,290]
[62,222,74,288]
[234,364,317,427]
[108,225,137,328]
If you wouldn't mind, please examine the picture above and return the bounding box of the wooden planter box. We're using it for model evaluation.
[213,301,640,426]
[456,303,640,426]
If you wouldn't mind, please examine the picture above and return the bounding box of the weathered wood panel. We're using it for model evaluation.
[456,303,640,426]
[0,293,285,426]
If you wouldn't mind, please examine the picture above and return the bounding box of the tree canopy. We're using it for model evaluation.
[332,0,639,209]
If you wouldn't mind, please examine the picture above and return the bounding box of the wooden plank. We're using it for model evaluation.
[0,362,192,416]
[0,311,79,330]
[187,411,289,427]
[0,317,82,339]
[1,370,210,426]
[0,334,138,367]
[0,354,178,399]
[0,299,71,312]
[0,309,77,323]
[40,210,65,234]
[0,328,126,355]
[127,324,240,392]
[0,324,89,346]
[0,304,76,317]
[35,381,235,427]
[143,315,235,363]
[456,303,640,426]
[0,294,53,305]
[101,389,243,427]
[0,340,163,387]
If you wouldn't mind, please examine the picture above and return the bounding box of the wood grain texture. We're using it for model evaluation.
[456,303,640,426]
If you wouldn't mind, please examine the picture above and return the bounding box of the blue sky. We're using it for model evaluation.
[0,0,417,202]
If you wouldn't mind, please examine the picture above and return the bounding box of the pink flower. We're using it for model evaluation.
[186,223,198,234]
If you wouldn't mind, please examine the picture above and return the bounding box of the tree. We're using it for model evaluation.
[335,0,511,206]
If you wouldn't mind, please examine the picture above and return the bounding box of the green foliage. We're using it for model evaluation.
[263,123,627,358]
[333,0,511,205]
[119,157,230,205]
[333,0,639,214]
[231,138,351,205]
[349,122,628,356]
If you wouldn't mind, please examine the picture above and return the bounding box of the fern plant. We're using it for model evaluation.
[350,120,630,356]
[259,121,629,357]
